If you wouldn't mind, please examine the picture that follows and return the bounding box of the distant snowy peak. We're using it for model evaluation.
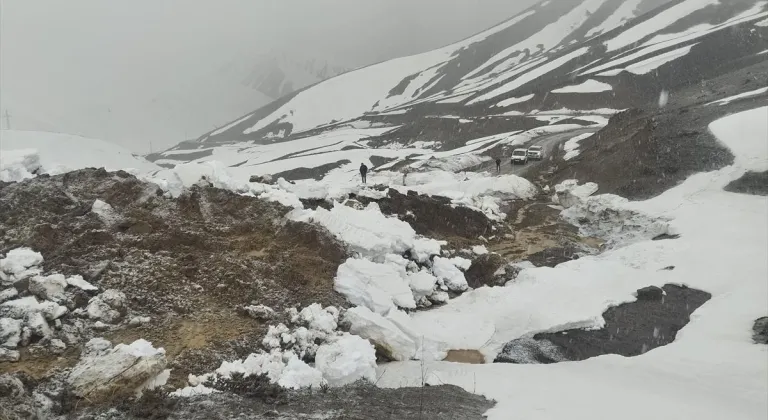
[234,51,348,100]
[151,0,767,179]
[184,0,765,145]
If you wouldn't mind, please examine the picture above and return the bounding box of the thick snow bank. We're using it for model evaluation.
[552,79,612,93]
[315,334,377,387]
[374,106,768,420]
[289,202,444,261]
[335,257,417,314]
[0,130,160,180]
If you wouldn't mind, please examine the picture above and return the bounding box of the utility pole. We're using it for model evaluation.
[3,110,10,129]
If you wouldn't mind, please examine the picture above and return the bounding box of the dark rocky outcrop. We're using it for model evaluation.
[724,171,768,196]
[753,317,768,344]
[495,284,711,364]
[465,253,506,288]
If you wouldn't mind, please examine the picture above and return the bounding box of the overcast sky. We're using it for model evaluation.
[1,0,538,151]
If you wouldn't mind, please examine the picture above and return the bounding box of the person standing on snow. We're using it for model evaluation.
[495,158,501,174]
[360,163,368,184]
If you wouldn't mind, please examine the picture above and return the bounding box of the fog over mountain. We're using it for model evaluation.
[0,0,537,153]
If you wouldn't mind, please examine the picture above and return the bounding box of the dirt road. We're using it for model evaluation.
[478,127,598,178]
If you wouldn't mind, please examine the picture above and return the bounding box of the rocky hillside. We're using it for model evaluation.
[1,0,767,418]
[150,0,767,181]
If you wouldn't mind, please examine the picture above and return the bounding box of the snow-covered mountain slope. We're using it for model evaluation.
[0,130,160,182]
[151,0,767,180]
[0,51,346,153]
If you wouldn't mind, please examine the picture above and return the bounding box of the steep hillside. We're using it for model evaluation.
[152,0,767,196]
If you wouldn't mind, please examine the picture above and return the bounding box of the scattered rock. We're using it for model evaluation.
[0,347,20,362]
[494,337,566,364]
[28,274,68,302]
[86,289,127,324]
[464,253,506,288]
[128,316,152,327]
[249,174,274,184]
[752,317,768,344]
[0,317,22,348]
[243,304,275,321]
[0,288,18,303]
[26,312,53,340]
[67,338,167,402]
[50,338,67,354]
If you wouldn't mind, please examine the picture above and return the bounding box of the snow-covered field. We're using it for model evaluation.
[0,130,160,182]
[373,106,768,419]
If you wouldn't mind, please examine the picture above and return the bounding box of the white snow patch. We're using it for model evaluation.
[563,133,594,160]
[496,94,535,107]
[315,334,377,387]
[706,87,768,106]
[0,130,160,178]
[335,257,417,314]
[289,203,443,262]
[552,79,613,93]
[432,257,468,292]
[586,0,643,37]
[604,0,719,51]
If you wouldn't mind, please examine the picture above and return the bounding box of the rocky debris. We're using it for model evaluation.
[128,316,151,327]
[358,188,498,239]
[0,374,55,419]
[561,193,676,248]
[67,338,167,402]
[0,347,20,362]
[464,253,506,288]
[85,289,127,324]
[496,284,711,364]
[83,383,495,420]
[28,273,68,302]
[0,317,22,347]
[494,337,566,364]
[724,170,768,196]
[249,174,274,184]
[753,317,768,344]
[552,179,598,208]
[0,169,348,320]
[526,246,584,268]
[260,304,340,361]
[0,288,18,303]
[0,248,43,287]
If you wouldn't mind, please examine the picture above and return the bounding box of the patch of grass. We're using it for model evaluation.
[204,372,287,405]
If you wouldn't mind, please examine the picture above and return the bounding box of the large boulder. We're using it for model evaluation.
[464,253,506,289]
[86,289,127,324]
[28,274,68,302]
[67,338,166,402]
[753,317,768,344]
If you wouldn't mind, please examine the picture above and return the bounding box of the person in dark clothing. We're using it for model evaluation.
[495,158,501,174]
[360,163,368,184]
